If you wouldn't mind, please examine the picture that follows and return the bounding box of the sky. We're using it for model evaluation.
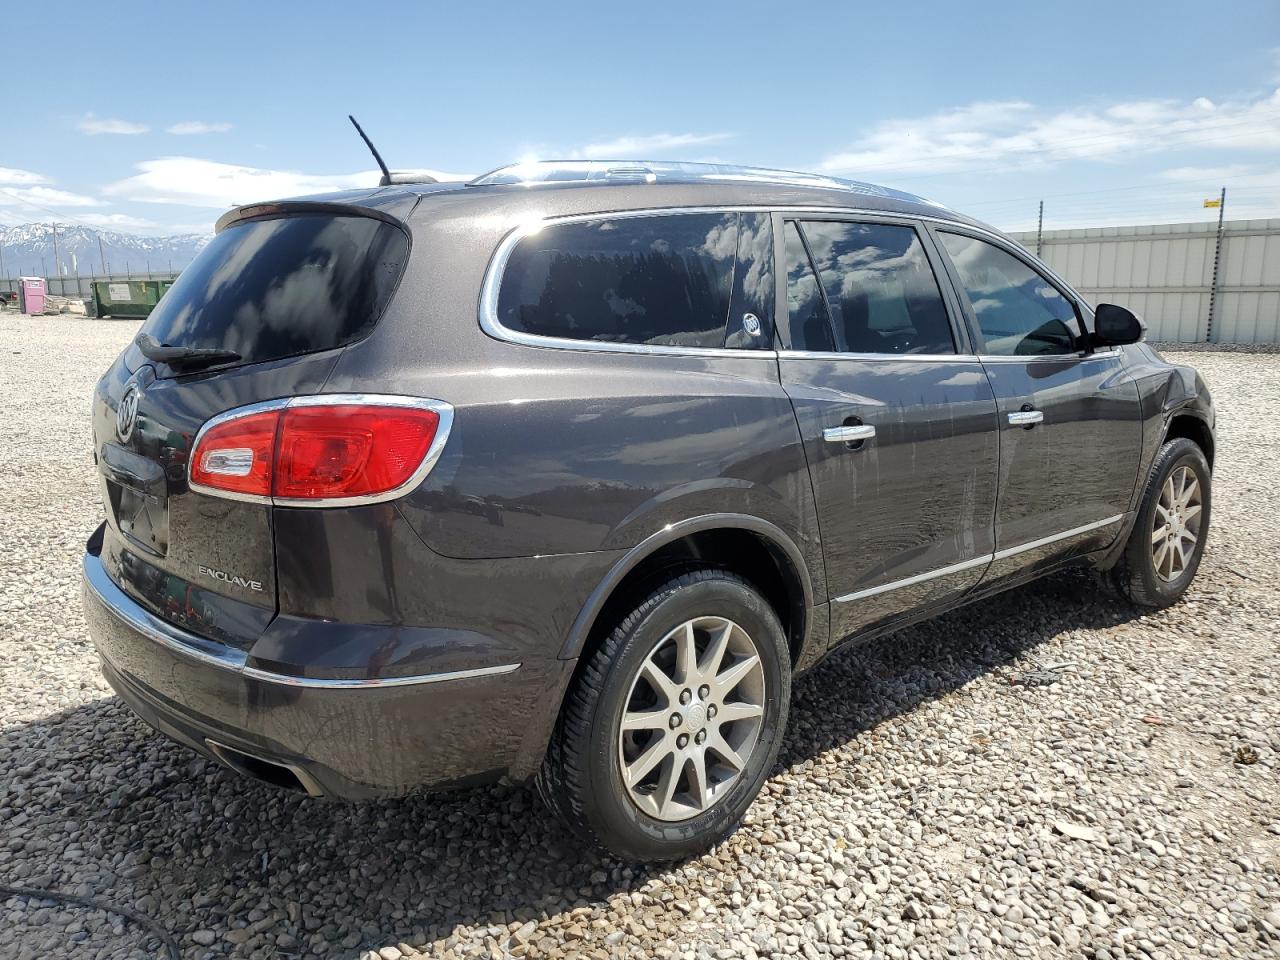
[3,0,1279,237]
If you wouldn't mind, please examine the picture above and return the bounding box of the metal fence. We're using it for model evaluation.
[1009,218,1280,344]
[0,272,180,301]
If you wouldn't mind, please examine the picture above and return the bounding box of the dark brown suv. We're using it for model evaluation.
[83,161,1214,860]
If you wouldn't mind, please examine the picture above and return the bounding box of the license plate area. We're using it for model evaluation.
[104,475,169,557]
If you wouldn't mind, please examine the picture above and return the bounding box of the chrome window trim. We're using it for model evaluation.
[778,350,981,363]
[187,393,455,508]
[85,554,520,688]
[978,351,1122,364]
[832,513,1125,605]
[478,208,779,359]
[478,204,1078,359]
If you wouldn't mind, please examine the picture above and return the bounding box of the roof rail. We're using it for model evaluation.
[466,159,937,205]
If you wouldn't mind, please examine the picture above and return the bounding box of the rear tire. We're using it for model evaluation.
[537,569,790,862]
[1105,437,1211,608]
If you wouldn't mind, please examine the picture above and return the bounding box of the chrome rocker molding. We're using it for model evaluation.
[83,553,520,688]
[187,393,455,508]
[833,514,1124,604]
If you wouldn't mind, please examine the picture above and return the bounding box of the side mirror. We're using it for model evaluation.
[1092,303,1145,347]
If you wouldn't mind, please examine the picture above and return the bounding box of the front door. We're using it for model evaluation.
[932,229,1142,582]
[775,216,1000,643]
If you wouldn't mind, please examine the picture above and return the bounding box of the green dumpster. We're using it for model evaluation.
[91,279,164,319]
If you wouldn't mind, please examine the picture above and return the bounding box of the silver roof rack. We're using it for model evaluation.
[467,160,939,206]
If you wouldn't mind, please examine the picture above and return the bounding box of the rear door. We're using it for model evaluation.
[91,208,410,649]
[931,228,1141,583]
[774,215,1000,643]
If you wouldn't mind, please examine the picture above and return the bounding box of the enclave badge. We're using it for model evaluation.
[198,564,265,592]
[116,385,140,443]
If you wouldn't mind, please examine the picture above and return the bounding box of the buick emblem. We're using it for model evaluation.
[116,385,140,443]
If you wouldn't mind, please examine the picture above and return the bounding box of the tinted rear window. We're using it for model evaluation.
[496,213,737,348]
[139,214,408,369]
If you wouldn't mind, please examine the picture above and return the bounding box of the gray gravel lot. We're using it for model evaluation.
[1,314,1277,959]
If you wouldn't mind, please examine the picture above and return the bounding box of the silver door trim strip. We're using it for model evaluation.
[239,662,522,688]
[833,554,991,604]
[991,514,1124,561]
[832,513,1125,605]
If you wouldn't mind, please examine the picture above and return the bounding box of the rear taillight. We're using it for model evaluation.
[189,408,279,499]
[189,397,451,506]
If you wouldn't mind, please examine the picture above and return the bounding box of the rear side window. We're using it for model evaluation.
[938,232,1081,356]
[799,221,955,355]
[496,213,737,349]
[782,221,834,352]
[140,214,408,368]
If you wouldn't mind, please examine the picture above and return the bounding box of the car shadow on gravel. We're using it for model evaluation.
[0,569,1147,954]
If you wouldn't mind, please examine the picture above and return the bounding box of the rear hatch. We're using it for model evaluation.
[91,203,410,650]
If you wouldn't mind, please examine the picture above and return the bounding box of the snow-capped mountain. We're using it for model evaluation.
[0,223,212,279]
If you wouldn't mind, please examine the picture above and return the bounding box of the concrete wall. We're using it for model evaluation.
[1009,219,1280,344]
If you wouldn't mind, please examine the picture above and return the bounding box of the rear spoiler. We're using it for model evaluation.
[215,200,409,235]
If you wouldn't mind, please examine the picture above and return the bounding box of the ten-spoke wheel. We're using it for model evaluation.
[538,570,789,861]
[1104,436,1211,608]
[1151,465,1203,581]
[618,616,765,821]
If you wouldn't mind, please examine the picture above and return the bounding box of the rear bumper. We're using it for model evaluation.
[82,548,573,799]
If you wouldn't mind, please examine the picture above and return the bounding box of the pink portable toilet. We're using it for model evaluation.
[18,277,46,315]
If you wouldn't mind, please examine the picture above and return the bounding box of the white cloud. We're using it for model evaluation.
[819,89,1280,177]
[78,115,149,135]
[103,157,471,208]
[577,132,733,159]
[74,212,160,229]
[0,167,48,186]
[167,121,233,135]
[1158,163,1280,190]
[0,185,102,207]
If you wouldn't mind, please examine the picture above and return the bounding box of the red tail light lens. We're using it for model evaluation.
[189,409,280,498]
[275,405,441,501]
[189,398,449,505]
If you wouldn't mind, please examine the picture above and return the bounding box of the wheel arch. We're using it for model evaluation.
[1163,409,1215,470]
[559,515,817,669]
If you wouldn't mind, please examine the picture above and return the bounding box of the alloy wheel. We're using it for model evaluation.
[1151,465,1203,582]
[617,616,766,822]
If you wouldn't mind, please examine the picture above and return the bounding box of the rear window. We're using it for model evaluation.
[496,213,737,348]
[139,213,408,368]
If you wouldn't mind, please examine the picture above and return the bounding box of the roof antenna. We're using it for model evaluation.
[349,114,394,186]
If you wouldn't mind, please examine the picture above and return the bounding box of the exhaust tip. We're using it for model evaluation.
[205,739,325,797]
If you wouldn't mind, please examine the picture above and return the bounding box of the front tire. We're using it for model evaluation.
[1106,437,1211,608]
[537,569,790,861]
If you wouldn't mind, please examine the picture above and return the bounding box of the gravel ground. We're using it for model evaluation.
[1,314,1277,960]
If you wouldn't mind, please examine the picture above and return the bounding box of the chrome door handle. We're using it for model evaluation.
[1008,410,1044,426]
[823,424,876,443]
